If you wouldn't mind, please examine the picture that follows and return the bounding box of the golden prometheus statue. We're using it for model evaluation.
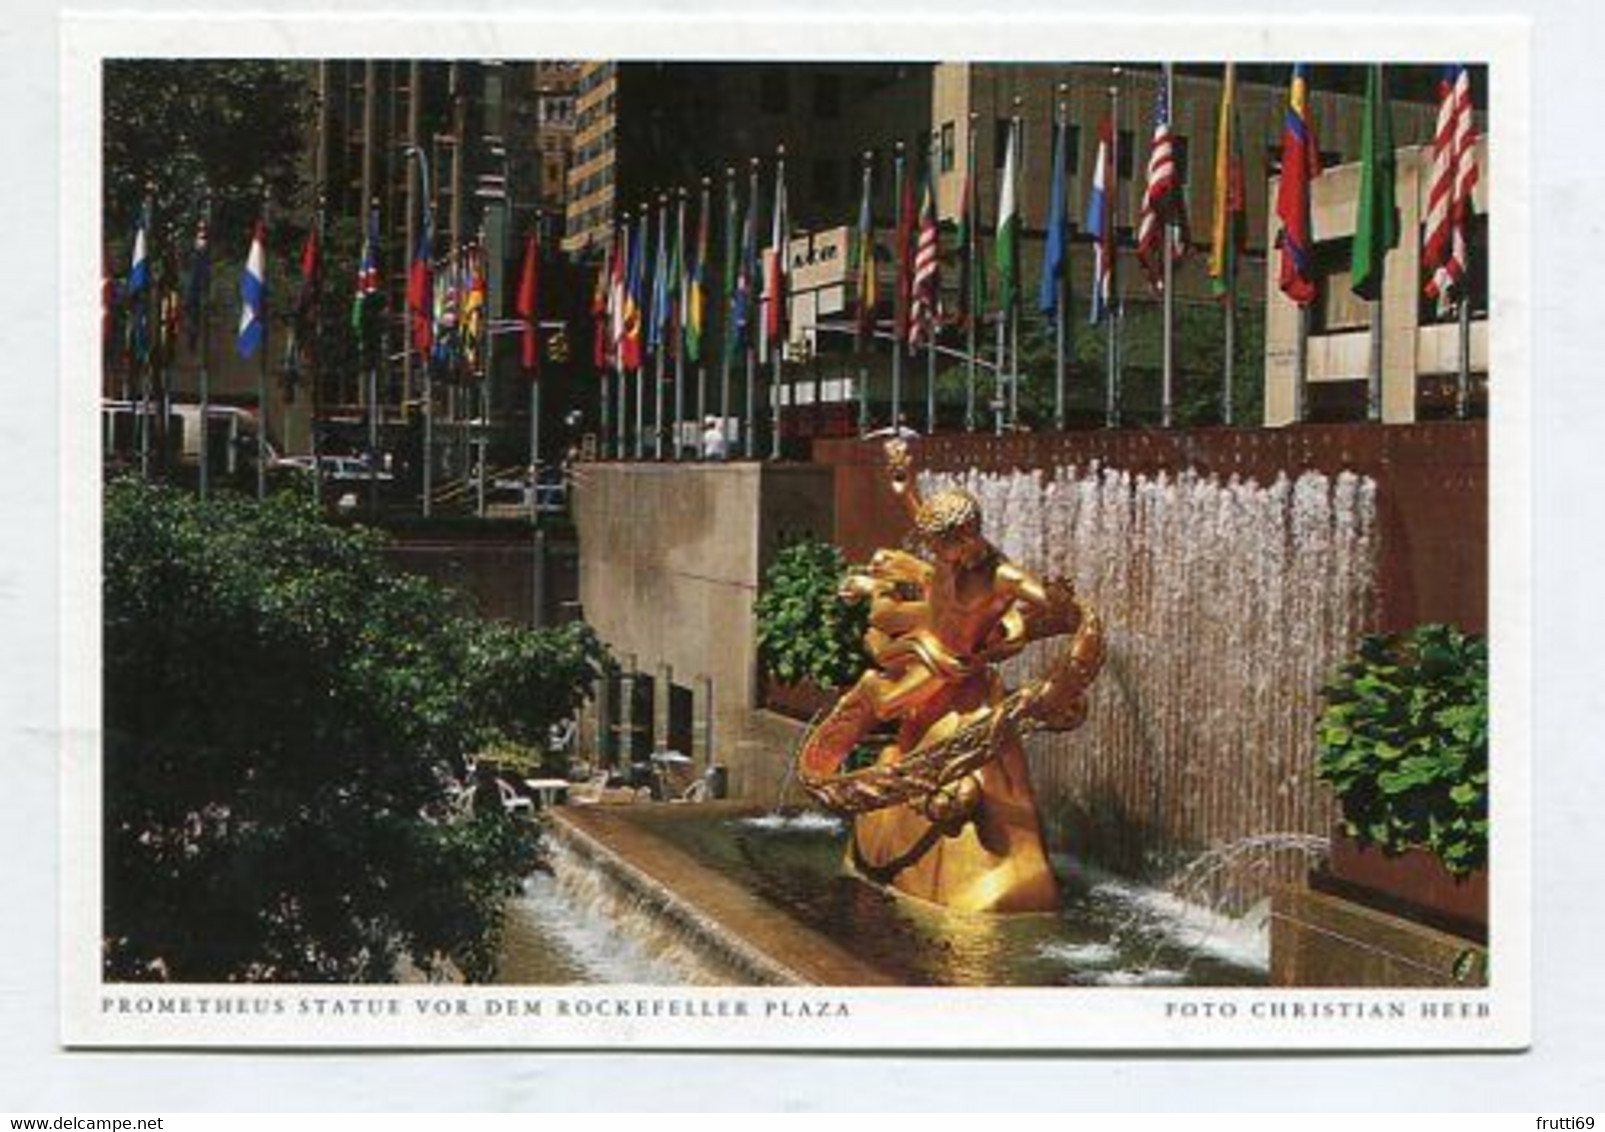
[797,440,1104,914]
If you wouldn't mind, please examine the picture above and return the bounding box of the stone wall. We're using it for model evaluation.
[570,462,833,801]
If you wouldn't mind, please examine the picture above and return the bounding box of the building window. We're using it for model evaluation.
[940,122,956,173]
[1173,135,1190,191]
[1309,237,1368,334]
[760,71,789,115]
[994,118,1010,169]
[1117,129,1135,180]
[813,74,841,119]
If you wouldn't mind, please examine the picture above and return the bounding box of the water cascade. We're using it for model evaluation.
[922,464,1378,911]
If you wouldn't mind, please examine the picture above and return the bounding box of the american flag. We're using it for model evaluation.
[1137,73,1186,289]
[1423,64,1478,305]
[909,169,940,350]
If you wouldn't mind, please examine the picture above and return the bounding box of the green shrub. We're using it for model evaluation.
[754,538,869,690]
[102,479,606,982]
[1315,624,1489,876]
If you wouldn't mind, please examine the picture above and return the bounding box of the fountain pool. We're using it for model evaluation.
[496,804,1269,988]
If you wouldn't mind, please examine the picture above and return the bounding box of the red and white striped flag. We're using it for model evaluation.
[909,168,940,350]
[1137,71,1186,290]
[1423,64,1478,305]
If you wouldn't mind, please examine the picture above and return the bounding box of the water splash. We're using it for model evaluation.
[923,464,1377,909]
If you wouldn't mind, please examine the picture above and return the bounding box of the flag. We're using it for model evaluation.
[127,207,151,363]
[183,217,211,351]
[610,224,629,368]
[516,231,540,376]
[956,142,986,329]
[351,205,382,357]
[1086,119,1115,324]
[731,197,755,355]
[1038,114,1070,315]
[853,161,878,345]
[894,153,916,343]
[1208,63,1247,299]
[686,190,709,363]
[621,218,646,371]
[461,244,487,375]
[407,217,432,357]
[431,252,460,372]
[1137,71,1187,290]
[649,204,669,357]
[101,254,115,348]
[910,160,940,350]
[995,119,1020,318]
[1275,64,1322,306]
[1424,64,1478,304]
[592,239,612,370]
[237,220,267,360]
[1351,64,1398,301]
[295,224,320,345]
[765,164,788,350]
[722,185,741,365]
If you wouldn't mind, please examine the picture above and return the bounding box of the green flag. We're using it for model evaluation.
[1350,64,1398,301]
[995,119,1020,315]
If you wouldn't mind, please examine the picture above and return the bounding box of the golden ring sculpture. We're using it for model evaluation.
[796,440,1104,914]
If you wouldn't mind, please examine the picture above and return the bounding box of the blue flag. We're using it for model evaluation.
[1038,120,1069,315]
[237,221,267,359]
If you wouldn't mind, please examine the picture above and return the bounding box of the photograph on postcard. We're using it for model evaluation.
[62,20,1528,1049]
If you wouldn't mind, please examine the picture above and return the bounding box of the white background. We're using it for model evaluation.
[4,0,1601,1111]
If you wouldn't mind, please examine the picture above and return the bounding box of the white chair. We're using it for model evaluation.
[495,777,534,818]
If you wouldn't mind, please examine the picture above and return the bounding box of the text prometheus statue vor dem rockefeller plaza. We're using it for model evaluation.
[797,440,1105,914]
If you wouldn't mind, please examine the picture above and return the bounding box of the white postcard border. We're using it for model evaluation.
[59,11,1532,1051]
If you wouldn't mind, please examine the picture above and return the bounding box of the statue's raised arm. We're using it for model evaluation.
[884,438,923,522]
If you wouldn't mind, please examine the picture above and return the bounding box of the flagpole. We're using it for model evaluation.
[721,168,736,453]
[1295,304,1310,423]
[257,183,271,501]
[637,207,648,461]
[696,176,711,456]
[404,62,420,423]
[924,133,938,436]
[1107,74,1121,430]
[965,115,979,433]
[858,150,873,437]
[771,144,786,462]
[1008,98,1022,431]
[745,158,759,460]
[529,216,542,525]
[139,185,153,482]
[1161,64,1176,430]
[1456,294,1471,419]
[1054,85,1068,433]
[198,196,212,501]
[307,198,324,509]
[1223,247,1236,426]
[891,141,904,435]
[654,193,668,461]
[674,187,687,461]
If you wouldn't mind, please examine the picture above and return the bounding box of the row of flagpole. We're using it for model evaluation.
[105,62,1483,504]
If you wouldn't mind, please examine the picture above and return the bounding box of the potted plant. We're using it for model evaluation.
[754,537,869,720]
[1314,623,1489,938]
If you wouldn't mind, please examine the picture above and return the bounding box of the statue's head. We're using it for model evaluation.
[916,489,986,566]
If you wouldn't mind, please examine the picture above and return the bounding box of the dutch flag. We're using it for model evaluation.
[1085,121,1114,325]
[238,221,267,359]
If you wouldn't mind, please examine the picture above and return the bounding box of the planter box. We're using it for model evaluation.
[1314,832,1487,943]
[761,676,837,722]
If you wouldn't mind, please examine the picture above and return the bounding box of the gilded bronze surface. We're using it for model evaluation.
[797,440,1104,914]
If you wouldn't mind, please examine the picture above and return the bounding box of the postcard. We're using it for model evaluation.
[60,11,1530,1049]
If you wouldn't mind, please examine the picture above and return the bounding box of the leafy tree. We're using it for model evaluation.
[102,60,311,254]
[102,480,606,982]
